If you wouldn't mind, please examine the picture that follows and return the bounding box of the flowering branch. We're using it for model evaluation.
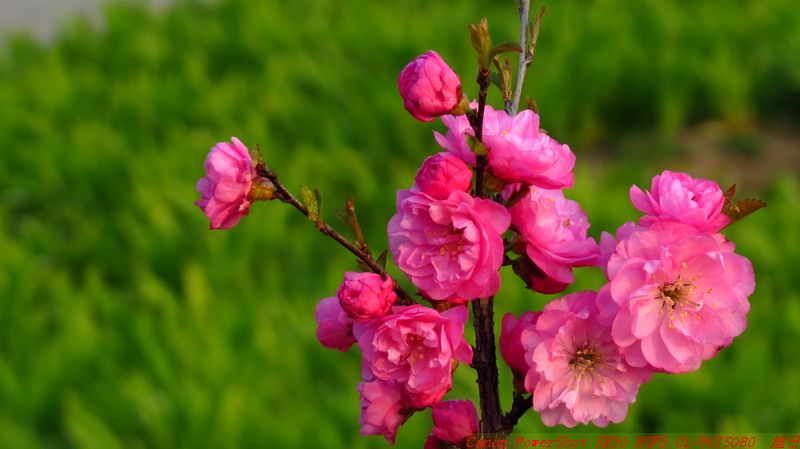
[256,163,414,305]
[503,392,533,430]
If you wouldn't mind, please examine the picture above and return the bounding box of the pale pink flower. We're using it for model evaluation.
[607,221,755,373]
[500,311,540,377]
[314,296,355,352]
[424,400,479,449]
[415,153,473,200]
[398,51,462,122]
[434,105,574,188]
[523,291,653,427]
[195,137,257,229]
[355,305,473,408]
[337,272,397,320]
[358,379,411,444]
[388,189,510,301]
[598,221,642,279]
[630,170,730,232]
[510,187,599,289]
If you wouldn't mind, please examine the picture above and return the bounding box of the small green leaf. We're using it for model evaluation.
[344,197,366,248]
[300,184,320,223]
[489,71,503,91]
[488,41,522,61]
[468,18,492,69]
[466,134,488,157]
[376,250,389,270]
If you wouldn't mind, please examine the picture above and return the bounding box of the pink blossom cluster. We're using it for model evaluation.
[196,46,758,445]
[500,170,755,426]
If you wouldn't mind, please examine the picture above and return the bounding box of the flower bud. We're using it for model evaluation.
[415,153,472,200]
[337,272,397,320]
[398,50,462,122]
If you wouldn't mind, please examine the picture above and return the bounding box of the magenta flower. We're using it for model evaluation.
[500,311,540,377]
[523,291,653,427]
[424,400,479,449]
[434,105,574,188]
[415,152,473,200]
[358,379,411,444]
[195,137,256,230]
[355,305,473,408]
[606,221,755,373]
[398,50,463,122]
[630,170,730,232]
[510,187,599,290]
[388,189,510,301]
[598,221,643,279]
[337,272,397,320]
[314,296,355,352]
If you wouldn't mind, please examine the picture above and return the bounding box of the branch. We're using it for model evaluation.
[509,5,545,115]
[257,164,414,305]
[471,297,504,433]
[503,392,533,430]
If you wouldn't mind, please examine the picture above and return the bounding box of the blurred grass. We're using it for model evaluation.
[0,0,799,447]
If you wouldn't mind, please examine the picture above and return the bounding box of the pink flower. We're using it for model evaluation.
[424,400,479,449]
[510,187,599,289]
[500,311,540,377]
[607,221,755,373]
[358,379,411,444]
[630,170,730,232]
[434,105,574,189]
[355,305,473,408]
[337,272,397,320]
[398,51,462,122]
[415,153,473,200]
[195,137,256,230]
[598,222,642,279]
[523,291,653,427]
[314,296,355,352]
[388,189,510,301]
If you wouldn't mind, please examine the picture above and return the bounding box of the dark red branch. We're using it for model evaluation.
[257,164,414,305]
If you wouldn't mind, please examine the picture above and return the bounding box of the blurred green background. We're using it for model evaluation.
[1,0,799,447]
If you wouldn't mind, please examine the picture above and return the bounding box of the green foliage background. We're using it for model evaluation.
[1,0,799,447]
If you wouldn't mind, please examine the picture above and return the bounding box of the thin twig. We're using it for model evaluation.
[257,164,414,305]
[510,5,545,115]
[503,392,533,431]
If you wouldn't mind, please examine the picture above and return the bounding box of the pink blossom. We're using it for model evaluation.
[355,305,473,408]
[630,170,730,232]
[500,311,540,376]
[510,187,599,289]
[195,137,256,230]
[314,296,355,352]
[434,105,574,188]
[598,222,642,279]
[398,51,462,122]
[337,272,397,320]
[415,153,473,200]
[358,379,411,444]
[523,291,653,427]
[388,189,510,301]
[607,221,755,373]
[424,400,479,448]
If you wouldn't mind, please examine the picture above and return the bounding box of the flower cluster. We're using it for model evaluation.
[194,24,759,447]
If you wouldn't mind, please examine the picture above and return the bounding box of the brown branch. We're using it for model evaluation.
[257,164,414,305]
[503,392,532,431]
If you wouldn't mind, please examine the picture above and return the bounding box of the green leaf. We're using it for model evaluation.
[300,184,321,223]
[488,41,522,61]
[468,18,492,69]
[376,249,388,270]
[344,197,366,248]
[467,134,488,157]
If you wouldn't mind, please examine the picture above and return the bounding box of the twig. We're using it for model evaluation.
[503,392,533,431]
[509,5,545,115]
[257,164,414,305]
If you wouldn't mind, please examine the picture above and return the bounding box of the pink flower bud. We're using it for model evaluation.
[500,312,540,377]
[629,170,730,232]
[415,153,473,200]
[425,400,479,448]
[398,50,462,122]
[358,379,410,444]
[195,137,256,230]
[314,297,355,352]
[337,272,397,320]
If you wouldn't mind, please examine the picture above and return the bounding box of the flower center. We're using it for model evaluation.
[569,343,604,375]
[657,277,696,311]
[405,334,426,364]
